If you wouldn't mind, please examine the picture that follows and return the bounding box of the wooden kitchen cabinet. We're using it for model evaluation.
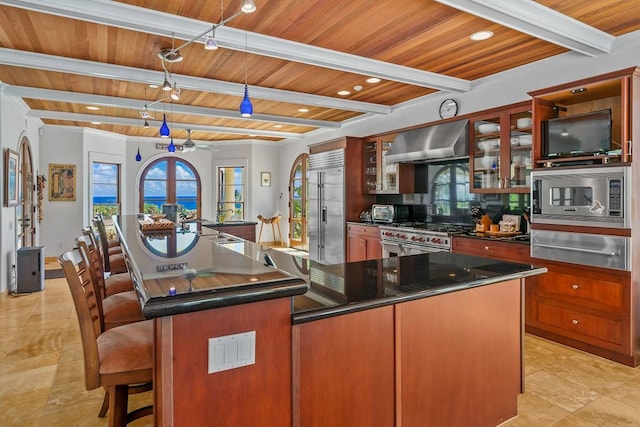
[203,223,257,241]
[452,236,530,264]
[529,67,640,167]
[347,223,382,262]
[470,101,533,193]
[525,261,634,365]
[363,136,414,194]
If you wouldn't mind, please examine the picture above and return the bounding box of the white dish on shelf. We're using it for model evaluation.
[516,118,532,129]
[510,137,520,147]
[518,135,532,146]
[477,123,500,134]
[478,139,500,150]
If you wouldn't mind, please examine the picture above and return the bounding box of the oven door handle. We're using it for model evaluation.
[533,243,617,257]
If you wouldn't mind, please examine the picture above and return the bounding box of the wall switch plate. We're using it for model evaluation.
[208,331,256,374]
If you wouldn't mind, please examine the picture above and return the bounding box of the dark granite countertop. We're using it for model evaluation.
[113,215,307,318]
[210,240,546,325]
[199,219,258,226]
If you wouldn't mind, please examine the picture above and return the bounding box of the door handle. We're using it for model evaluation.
[322,207,327,223]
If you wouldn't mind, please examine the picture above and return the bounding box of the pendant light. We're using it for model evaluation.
[143,119,150,128]
[204,26,218,50]
[167,101,175,152]
[159,113,170,137]
[136,118,142,162]
[242,0,256,13]
[239,30,253,117]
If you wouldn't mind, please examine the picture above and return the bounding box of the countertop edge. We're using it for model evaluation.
[292,266,547,325]
[142,280,308,319]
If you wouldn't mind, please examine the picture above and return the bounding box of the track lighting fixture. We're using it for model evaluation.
[242,0,256,13]
[205,27,218,50]
[182,129,196,152]
[171,82,181,101]
[162,71,172,91]
[144,119,150,128]
[159,114,170,137]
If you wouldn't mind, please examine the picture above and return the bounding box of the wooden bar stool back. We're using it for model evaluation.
[257,214,284,247]
[59,249,153,426]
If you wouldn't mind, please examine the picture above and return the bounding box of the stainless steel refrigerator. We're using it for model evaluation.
[309,149,345,264]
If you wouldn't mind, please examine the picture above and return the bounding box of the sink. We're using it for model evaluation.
[202,233,243,244]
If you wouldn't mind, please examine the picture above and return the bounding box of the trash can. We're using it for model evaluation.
[16,246,45,293]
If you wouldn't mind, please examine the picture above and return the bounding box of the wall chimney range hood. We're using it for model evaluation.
[385,119,469,163]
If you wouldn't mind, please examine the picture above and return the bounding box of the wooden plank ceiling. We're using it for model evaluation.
[0,0,639,146]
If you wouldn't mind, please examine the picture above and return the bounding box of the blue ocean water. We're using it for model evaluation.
[93,196,197,210]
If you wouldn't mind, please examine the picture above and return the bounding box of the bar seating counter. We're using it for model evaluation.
[113,215,546,427]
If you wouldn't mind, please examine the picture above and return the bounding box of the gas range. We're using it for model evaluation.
[379,223,474,253]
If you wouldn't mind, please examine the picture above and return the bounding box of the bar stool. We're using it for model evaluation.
[257,214,283,247]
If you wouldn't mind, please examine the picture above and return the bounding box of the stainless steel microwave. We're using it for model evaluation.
[531,166,630,229]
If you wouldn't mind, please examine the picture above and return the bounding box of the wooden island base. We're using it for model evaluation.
[293,279,522,427]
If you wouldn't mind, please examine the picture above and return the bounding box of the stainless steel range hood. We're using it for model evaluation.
[385,119,469,163]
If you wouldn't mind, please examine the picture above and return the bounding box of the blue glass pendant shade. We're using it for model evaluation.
[159,114,170,137]
[135,147,142,162]
[240,84,253,117]
[168,138,176,153]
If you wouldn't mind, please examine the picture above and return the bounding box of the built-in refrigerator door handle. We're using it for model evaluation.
[322,206,327,223]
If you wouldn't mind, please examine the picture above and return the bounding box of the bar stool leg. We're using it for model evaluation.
[258,222,264,244]
[276,222,284,247]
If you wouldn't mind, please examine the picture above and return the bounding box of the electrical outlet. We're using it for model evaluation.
[58,241,63,248]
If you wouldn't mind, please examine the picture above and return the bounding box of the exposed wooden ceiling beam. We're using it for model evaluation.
[435,0,614,56]
[4,85,340,128]
[27,110,304,139]
[0,48,391,114]
[0,0,471,92]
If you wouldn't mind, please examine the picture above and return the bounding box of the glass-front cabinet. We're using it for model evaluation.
[471,102,532,193]
[363,136,414,194]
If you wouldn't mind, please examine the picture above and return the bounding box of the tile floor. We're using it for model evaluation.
[1,263,639,426]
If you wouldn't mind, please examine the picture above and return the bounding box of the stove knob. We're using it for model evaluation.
[418,237,425,243]
[411,236,416,241]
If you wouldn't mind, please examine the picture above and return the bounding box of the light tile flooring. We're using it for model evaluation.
[1,264,639,426]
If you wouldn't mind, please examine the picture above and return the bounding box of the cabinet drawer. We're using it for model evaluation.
[531,299,626,351]
[452,237,530,263]
[533,271,625,310]
[347,224,380,239]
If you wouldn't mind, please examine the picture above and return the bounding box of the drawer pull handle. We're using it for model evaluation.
[572,284,580,290]
[572,319,579,325]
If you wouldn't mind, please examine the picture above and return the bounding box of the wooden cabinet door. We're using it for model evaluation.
[365,235,382,260]
[470,101,532,194]
[347,233,367,262]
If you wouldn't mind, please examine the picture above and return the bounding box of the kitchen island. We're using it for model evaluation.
[114,215,546,427]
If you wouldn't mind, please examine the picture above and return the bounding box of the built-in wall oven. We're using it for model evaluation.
[530,165,631,271]
[531,165,630,228]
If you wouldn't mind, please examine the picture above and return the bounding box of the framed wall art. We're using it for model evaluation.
[4,149,19,206]
[261,172,271,187]
[49,163,76,201]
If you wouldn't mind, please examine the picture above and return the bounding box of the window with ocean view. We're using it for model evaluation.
[92,162,120,217]
[140,157,201,218]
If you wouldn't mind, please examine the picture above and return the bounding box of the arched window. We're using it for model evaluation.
[430,163,471,219]
[139,157,201,218]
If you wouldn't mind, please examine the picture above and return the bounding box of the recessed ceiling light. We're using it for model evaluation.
[337,90,351,96]
[353,85,363,92]
[273,124,283,128]
[366,77,381,84]
[470,31,494,41]
[90,121,102,125]
[298,108,309,113]
[148,83,159,89]
[86,106,100,111]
